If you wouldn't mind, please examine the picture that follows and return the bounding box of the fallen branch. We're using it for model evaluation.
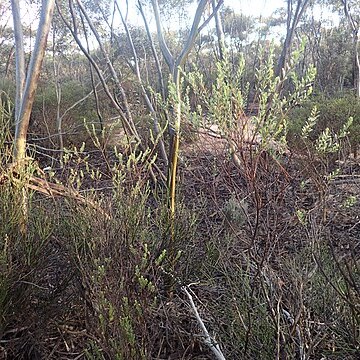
[182,285,226,360]
[282,309,305,360]
[0,166,111,220]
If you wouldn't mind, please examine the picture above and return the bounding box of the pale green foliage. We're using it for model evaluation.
[253,42,316,151]
[210,57,247,131]
[295,208,307,225]
[62,145,89,190]
[287,94,360,155]
[185,56,247,134]
[223,195,248,230]
[315,127,340,154]
[185,41,316,155]
[301,106,319,138]
[315,116,353,154]
[342,195,357,208]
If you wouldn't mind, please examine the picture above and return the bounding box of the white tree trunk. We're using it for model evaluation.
[12,0,55,162]
[11,0,55,234]
[11,0,25,125]
[355,37,360,98]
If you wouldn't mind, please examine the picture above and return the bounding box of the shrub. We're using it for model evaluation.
[287,93,360,157]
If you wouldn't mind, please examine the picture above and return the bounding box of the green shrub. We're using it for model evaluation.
[60,189,201,359]
[0,94,64,357]
[55,146,202,358]
[287,93,360,157]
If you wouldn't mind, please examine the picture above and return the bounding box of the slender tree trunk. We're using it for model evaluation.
[52,29,64,167]
[11,0,55,234]
[150,0,224,214]
[11,0,25,126]
[341,0,360,98]
[12,0,55,162]
[166,0,210,214]
[212,0,226,61]
[138,0,166,101]
[356,38,360,98]
[81,11,104,133]
[276,0,309,77]
[76,0,139,138]
[117,1,168,165]
[57,1,166,184]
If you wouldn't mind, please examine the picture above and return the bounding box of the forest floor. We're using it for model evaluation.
[1,130,360,359]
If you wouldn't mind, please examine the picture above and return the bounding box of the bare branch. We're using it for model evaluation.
[138,0,166,99]
[182,286,226,360]
[175,0,210,71]
[116,0,168,165]
[198,0,224,35]
[150,0,175,70]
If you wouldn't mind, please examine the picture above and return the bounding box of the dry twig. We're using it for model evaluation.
[182,285,226,360]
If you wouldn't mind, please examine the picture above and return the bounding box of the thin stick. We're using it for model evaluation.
[182,286,226,360]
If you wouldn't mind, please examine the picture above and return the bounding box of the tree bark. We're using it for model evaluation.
[11,0,55,234]
[212,0,226,61]
[10,0,25,128]
[276,0,310,78]
[12,0,56,162]
[341,0,360,98]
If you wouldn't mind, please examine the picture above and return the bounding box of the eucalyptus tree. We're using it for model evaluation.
[276,0,311,77]
[212,0,226,60]
[149,0,224,214]
[301,19,353,93]
[11,0,55,163]
[316,0,359,96]
[10,0,55,234]
[340,0,360,97]
[220,7,256,53]
[56,0,223,211]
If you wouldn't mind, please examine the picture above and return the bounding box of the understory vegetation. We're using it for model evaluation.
[1,53,360,359]
[1,0,360,359]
